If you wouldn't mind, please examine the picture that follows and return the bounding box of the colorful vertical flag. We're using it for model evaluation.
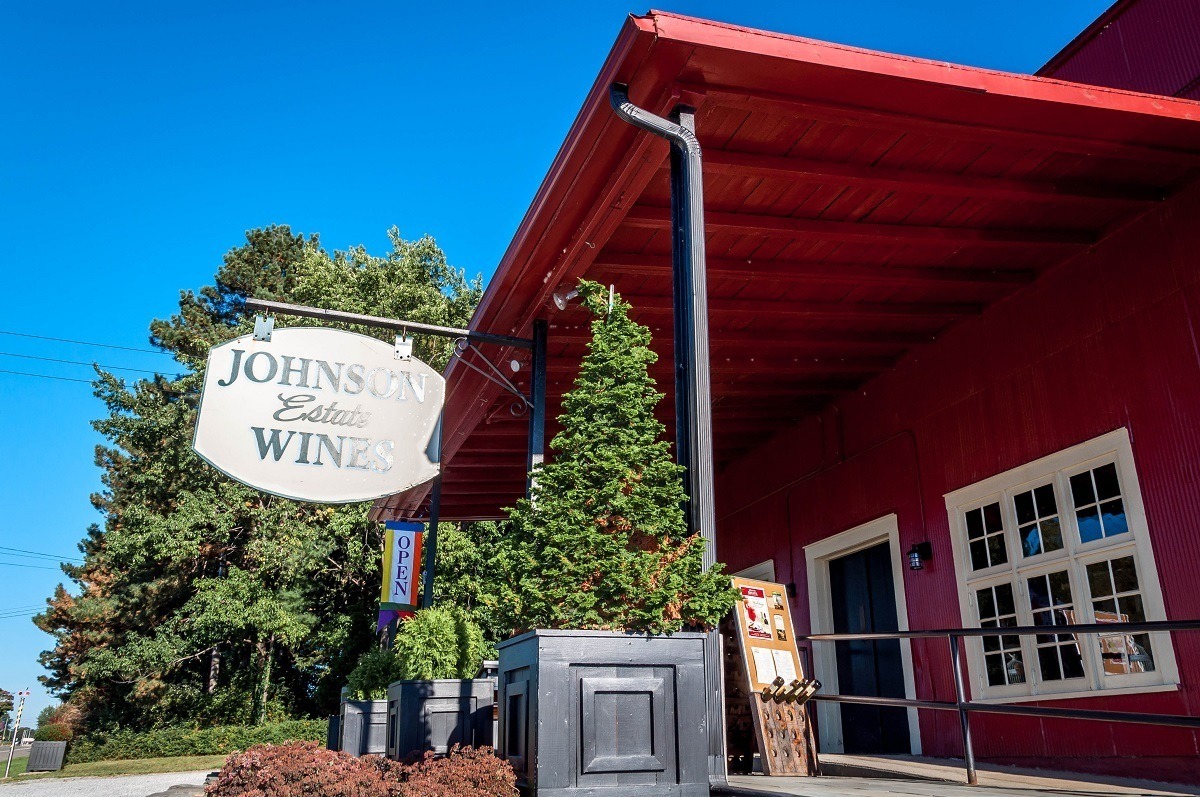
[380,521,424,613]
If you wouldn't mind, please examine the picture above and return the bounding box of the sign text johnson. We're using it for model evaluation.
[193,327,445,503]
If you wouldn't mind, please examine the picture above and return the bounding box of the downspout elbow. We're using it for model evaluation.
[609,83,701,156]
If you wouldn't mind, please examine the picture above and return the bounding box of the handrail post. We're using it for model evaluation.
[949,634,978,785]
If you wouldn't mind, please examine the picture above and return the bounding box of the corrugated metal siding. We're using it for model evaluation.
[714,178,1200,773]
[1041,0,1200,98]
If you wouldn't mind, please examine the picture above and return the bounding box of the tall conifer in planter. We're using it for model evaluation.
[497,281,736,797]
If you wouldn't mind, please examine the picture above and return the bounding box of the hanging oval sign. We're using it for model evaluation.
[193,326,444,503]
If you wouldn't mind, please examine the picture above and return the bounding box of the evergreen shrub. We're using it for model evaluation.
[345,608,492,698]
[500,281,738,635]
[67,718,326,763]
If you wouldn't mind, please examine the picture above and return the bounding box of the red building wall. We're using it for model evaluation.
[1040,0,1200,100]
[714,179,1200,778]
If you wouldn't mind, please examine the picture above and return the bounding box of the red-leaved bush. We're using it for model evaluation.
[205,741,517,797]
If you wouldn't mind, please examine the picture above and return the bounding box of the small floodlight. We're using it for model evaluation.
[552,288,580,311]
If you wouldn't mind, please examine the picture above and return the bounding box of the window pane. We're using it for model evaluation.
[1062,647,1085,679]
[1094,463,1121,501]
[1034,484,1058,515]
[1006,652,1026,684]
[1015,491,1036,525]
[970,540,989,571]
[1101,499,1128,537]
[1077,507,1102,544]
[1070,471,1095,507]
[1041,518,1064,552]
[1021,524,1041,558]
[986,654,1006,686]
[1130,634,1156,673]
[983,635,1000,653]
[996,584,1016,616]
[1049,570,1073,604]
[1094,598,1118,617]
[1112,556,1139,594]
[1087,561,1113,598]
[987,535,1008,567]
[983,502,1004,533]
[1121,594,1146,623]
[977,587,996,619]
[966,508,984,539]
[1029,575,1050,611]
[1037,646,1062,681]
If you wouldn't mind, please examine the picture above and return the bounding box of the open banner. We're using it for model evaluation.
[380,521,424,611]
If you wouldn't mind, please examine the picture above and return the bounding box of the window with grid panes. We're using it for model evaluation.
[945,430,1176,699]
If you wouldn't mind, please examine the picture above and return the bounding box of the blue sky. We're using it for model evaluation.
[0,0,1111,724]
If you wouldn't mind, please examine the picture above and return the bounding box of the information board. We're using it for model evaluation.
[727,576,819,776]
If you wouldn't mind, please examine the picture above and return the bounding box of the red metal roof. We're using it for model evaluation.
[372,10,1200,523]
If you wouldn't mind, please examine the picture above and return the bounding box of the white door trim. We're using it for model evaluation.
[804,514,922,754]
[732,559,776,583]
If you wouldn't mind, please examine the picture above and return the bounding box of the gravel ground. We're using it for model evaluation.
[0,770,209,797]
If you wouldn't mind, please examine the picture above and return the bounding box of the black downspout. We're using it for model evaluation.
[610,84,726,787]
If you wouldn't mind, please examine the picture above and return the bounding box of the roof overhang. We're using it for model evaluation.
[372,10,1200,523]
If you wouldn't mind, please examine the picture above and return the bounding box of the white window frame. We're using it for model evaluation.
[945,429,1178,702]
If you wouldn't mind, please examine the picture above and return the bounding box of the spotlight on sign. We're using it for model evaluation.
[552,288,579,311]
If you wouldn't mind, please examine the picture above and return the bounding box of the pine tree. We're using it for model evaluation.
[499,281,737,635]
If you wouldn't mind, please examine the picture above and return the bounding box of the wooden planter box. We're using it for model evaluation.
[497,630,709,797]
[386,678,495,760]
[339,698,388,756]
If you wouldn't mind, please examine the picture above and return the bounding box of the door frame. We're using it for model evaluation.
[804,514,921,755]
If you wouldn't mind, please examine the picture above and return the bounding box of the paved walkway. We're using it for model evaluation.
[723,775,1197,797]
[0,770,208,797]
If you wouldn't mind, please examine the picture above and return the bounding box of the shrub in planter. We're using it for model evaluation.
[499,280,736,635]
[394,607,491,680]
[496,281,738,795]
[346,609,491,700]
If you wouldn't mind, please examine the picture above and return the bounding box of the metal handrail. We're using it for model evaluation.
[799,619,1200,785]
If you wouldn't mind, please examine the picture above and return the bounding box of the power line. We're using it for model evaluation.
[0,561,63,571]
[0,351,180,377]
[0,329,171,356]
[0,546,83,560]
[0,549,82,564]
[0,369,94,385]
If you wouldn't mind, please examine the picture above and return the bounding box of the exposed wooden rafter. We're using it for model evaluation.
[687,83,1200,167]
[624,206,1095,248]
[702,148,1166,205]
[591,252,1035,288]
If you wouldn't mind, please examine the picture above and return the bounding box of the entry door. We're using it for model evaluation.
[828,542,911,754]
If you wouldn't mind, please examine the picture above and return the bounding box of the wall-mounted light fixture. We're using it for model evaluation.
[907,542,933,571]
[552,288,579,311]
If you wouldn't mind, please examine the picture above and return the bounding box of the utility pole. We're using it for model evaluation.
[3,689,29,779]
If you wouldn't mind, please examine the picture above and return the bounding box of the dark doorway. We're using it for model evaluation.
[828,541,911,754]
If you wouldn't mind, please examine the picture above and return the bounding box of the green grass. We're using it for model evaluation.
[4,753,227,781]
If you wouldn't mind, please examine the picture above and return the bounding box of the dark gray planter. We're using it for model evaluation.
[386,678,495,759]
[339,699,388,756]
[26,741,67,772]
[326,714,340,751]
[497,630,709,797]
